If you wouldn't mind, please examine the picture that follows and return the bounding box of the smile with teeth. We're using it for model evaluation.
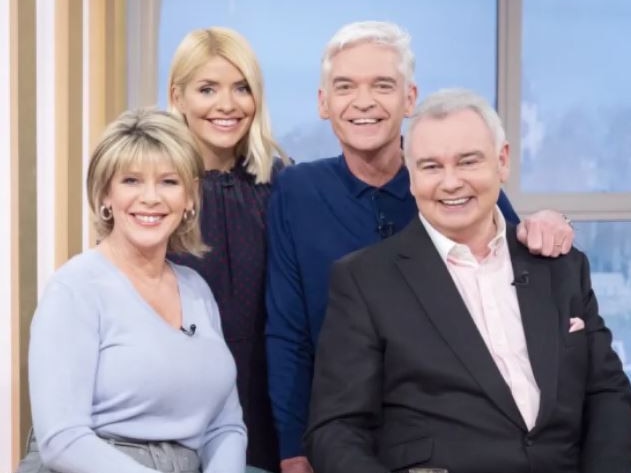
[440,197,471,206]
[133,214,164,224]
[209,118,240,127]
[350,118,381,125]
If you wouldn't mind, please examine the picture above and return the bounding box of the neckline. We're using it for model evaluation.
[90,248,189,335]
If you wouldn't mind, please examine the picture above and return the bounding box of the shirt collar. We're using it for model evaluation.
[337,154,410,200]
[419,206,507,264]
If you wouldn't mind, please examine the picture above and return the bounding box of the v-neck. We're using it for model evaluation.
[90,248,189,334]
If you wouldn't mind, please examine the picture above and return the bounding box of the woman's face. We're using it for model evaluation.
[102,155,192,256]
[173,56,256,162]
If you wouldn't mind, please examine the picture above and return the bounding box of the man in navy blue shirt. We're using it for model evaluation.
[266,21,574,473]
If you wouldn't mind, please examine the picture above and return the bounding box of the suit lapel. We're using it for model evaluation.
[394,220,526,430]
[507,228,559,432]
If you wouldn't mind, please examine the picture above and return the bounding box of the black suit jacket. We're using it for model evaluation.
[305,219,631,473]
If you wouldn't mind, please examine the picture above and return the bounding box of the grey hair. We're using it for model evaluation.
[320,21,415,88]
[404,88,506,159]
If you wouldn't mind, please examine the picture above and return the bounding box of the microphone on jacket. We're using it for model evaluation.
[511,270,530,287]
[180,324,197,336]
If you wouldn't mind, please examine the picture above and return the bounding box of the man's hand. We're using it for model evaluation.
[516,209,574,257]
[280,456,314,473]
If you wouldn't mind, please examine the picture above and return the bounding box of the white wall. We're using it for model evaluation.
[37,0,57,295]
[0,0,14,469]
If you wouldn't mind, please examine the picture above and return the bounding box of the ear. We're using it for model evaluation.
[318,88,329,119]
[404,83,418,117]
[171,85,186,113]
[498,142,510,183]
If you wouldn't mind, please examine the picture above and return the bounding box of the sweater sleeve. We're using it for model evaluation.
[29,280,157,473]
[195,276,248,473]
[265,173,314,459]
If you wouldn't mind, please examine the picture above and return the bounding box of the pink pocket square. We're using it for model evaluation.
[569,317,585,333]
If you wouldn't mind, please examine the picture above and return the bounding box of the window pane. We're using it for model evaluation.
[158,0,497,162]
[574,221,631,378]
[521,0,631,192]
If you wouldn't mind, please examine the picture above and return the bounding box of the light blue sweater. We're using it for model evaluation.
[29,249,247,473]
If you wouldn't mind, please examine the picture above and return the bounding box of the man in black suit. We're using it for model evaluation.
[305,88,631,473]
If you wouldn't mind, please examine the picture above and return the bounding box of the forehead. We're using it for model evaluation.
[116,150,183,175]
[328,42,402,81]
[409,109,494,155]
[190,55,246,83]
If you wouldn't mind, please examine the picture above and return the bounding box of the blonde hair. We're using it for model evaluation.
[86,108,208,256]
[168,27,289,184]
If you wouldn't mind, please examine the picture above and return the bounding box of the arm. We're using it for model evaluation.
[305,261,388,473]
[29,281,156,473]
[497,188,520,225]
[265,177,315,470]
[498,188,574,257]
[199,286,247,473]
[578,254,631,473]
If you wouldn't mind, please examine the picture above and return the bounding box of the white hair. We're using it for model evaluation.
[320,21,415,88]
[404,88,506,159]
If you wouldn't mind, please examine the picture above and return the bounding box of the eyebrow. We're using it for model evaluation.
[414,150,484,164]
[331,76,398,85]
[195,79,249,87]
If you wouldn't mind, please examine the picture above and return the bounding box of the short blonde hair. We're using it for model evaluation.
[86,108,208,256]
[168,27,288,183]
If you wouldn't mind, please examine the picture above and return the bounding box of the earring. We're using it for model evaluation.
[183,208,196,222]
[99,205,113,221]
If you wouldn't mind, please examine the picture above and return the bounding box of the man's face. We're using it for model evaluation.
[318,42,417,157]
[407,109,510,244]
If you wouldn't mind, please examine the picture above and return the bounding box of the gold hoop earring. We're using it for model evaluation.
[99,205,113,221]
[183,208,196,222]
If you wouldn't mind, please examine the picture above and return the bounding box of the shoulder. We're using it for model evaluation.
[170,260,209,290]
[45,249,107,289]
[169,259,219,303]
[275,156,341,188]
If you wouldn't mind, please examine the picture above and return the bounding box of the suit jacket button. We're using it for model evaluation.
[524,437,534,447]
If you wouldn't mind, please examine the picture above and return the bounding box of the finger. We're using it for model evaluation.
[560,235,572,254]
[539,229,556,257]
[526,222,544,255]
[516,221,528,246]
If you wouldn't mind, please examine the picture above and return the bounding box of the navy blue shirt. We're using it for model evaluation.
[265,155,519,459]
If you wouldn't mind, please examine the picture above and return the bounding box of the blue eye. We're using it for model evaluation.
[163,178,180,185]
[235,84,251,94]
[199,87,215,95]
[121,177,138,184]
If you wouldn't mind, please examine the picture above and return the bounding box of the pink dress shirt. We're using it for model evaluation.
[420,208,541,430]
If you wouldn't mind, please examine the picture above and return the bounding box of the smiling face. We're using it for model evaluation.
[172,55,255,164]
[407,108,510,245]
[318,42,417,159]
[102,156,193,256]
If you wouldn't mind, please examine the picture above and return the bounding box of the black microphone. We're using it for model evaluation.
[511,270,530,287]
[377,221,395,239]
[180,324,197,336]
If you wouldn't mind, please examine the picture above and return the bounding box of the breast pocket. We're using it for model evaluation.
[379,437,433,473]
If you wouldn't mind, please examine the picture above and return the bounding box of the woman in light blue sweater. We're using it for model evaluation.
[22,109,247,473]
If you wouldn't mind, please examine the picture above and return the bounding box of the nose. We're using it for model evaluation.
[351,85,376,111]
[140,181,160,204]
[441,167,464,192]
[215,89,236,113]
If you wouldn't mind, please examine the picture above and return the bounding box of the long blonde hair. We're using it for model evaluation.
[168,27,289,183]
